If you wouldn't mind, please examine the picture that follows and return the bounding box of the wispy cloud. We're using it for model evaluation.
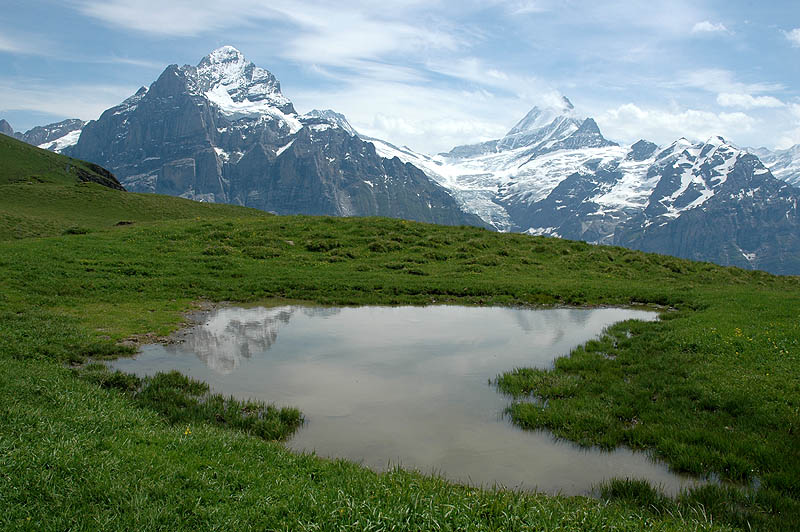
[0,35,23,53]
[0,78,137,120]
[94,56,164,69]
[5,0,795,151]
[776,103,800,149]
[504,1,551,15]
[691,21,730,35]
[292,79,515,153]
[599,103,756,145]
[785,28,800,47]
[72,0,259,37]
[71,0,475,82]
[0,30,56,56]
[424,57,558,102]
[716,93,784,109]
[0,28,161,69]
[675,69,784,95]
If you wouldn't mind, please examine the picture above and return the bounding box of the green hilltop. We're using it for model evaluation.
[1,138,798,530]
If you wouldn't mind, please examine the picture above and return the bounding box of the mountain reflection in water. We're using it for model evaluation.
[173,306,340,373]
[112,305,705,495]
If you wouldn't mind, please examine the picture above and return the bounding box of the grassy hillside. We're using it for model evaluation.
[0,133,122,189]
[0,133,270,239]
[0,140,798,530]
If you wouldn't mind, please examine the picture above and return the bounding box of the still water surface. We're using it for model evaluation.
[110,305,699,495]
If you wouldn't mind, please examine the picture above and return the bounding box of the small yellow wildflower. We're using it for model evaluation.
[184,426,191,435]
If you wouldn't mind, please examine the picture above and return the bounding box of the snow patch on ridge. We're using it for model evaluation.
[38,129,82,152]
[195,46,300,132]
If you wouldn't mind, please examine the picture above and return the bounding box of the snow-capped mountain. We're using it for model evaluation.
[365,105,800,274]
[67,46,482,227]
[20,45,797,273]
[302,109,359,137]
[0,118,85,153]
[368,101,622,233]
[747,145,800,187]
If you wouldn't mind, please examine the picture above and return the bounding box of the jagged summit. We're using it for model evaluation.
[67,46,482,229]
[301,109,358,137]
[627,139,658,161]
[745,144,800,187]
[569,118,600,138]
[506,96,576,136]
[441,96,621,161]
[0,117,85,152]
[197,45,260,89]
[203,45,245,64]
[191,45,295,117]
[0,119,13,136]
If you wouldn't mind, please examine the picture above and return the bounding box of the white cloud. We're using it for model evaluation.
[0,35,23,53]
[691,21,730,34]
[292,79,514,154]
[676,69,784,95]
[785,28,800,47]
[74,0,256,36]
[717,93,784,109]
[776,103,800,149]
[0,79,136,122]
[73,0,471,66]
[506,1,551,14]
[369,114,422,136]
[425,57,558,103]
[73,0,475,88]
[599,103,756,146]
[0,29,161,69]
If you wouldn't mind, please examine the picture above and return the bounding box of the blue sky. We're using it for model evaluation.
[1,0,798,153]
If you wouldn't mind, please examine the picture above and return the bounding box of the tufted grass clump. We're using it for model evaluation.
[75,364,303,442]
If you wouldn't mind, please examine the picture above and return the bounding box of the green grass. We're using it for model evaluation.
[0,139,797,530]
[1,358,726,531]
[76,365,303,442]
[0,180,270,240]
[0,133,120,189]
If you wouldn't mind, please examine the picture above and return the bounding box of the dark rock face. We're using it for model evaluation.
[69,47,481,227]
[749,144,800,187]
[483,134,800,274]
[504,160,629,244]
[627,140,658,161]
[539,118,618,154]
[615,155,800,274]
[0,119,13,137]
[225,127,480,225]
[16,119,85,147]
[0,118,85,151]
[73,162,126,191]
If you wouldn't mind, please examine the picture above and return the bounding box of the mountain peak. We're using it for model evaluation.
[302,109,358,137]
[0,119,14,136]
[703,135,730,148]
[576,117,600,134]
[194,46,295,117]
[506,96,576,136]
[197,46,254,86]
[628,139,658,161]
[203,45,246,65]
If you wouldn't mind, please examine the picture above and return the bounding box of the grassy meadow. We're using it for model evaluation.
[1,135,798,530]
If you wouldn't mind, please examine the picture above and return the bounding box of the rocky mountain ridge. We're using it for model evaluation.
[6,46,798,273]
[747,145,800,187]
[0,118,85,152]
[368,105,800,274]
[66,46,482,227]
